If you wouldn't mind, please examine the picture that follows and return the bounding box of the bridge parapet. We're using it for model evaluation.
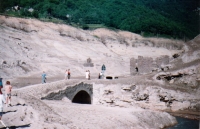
[13,80,83,99]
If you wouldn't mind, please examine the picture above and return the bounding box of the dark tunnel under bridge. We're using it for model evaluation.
[72,90,91,104]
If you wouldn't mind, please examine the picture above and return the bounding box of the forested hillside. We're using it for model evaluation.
[0,0,199,39]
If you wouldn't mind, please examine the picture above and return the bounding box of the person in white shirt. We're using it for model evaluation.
[100,72,103,79]
[0,88,7,128]
[0,88,5,121]
[85,70,89,79]
[65,70,68,80]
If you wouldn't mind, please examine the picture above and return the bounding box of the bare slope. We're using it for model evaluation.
[0,16,199,129]
[0,15,184,79]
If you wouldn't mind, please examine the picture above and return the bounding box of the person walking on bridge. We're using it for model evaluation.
[85,70,89,79]
[67,69,71,79]
[65,69,68,80]
[42,71,47,84]
[88,70,90,80]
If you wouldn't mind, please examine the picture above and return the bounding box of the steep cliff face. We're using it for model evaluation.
[154,34,200,87]
[0,15,191,79]
[181,35,200,63]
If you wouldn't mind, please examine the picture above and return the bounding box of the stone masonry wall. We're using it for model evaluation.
[156,55,169,67]
[137,56,154,74]
[130,55,170,75]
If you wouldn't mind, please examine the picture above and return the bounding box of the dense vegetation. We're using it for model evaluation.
[0,0,199,39]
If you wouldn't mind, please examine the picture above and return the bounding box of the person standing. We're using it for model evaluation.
[135,67,138,72]
[88,70,91,80]
[85,70,89,79]
[42,71,47,84]
[65,70,68,80]
[0,88,6,127]
[0,78,3,89]
[101,64,106,79]
[100,72,103,79]
[5,81,12,107]
[67,69,71,79]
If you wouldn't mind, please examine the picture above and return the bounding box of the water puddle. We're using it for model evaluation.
[166,116,199,129]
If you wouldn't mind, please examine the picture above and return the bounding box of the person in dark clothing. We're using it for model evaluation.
[88,70,90,80]
[98,73,101,79]
[135,67,138,72]
[67,69,71,79]
[0,78,3,89]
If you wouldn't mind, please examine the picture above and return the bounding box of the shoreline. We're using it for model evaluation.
[165,110,200,120]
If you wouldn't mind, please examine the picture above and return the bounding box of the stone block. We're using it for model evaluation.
[171,101,190,111]
[83,63,94,67]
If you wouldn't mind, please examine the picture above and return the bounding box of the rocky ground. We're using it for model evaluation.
[0,78,178,129]
[0,75,199,129]
[0,15,199,128]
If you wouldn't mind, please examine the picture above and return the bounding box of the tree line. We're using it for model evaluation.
[0,0,199,39]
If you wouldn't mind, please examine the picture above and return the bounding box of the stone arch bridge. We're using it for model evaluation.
[13,80,93,104]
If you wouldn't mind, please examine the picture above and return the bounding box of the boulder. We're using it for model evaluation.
[171,101,190,111]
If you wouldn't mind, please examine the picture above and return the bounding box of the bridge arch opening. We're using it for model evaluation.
[72,90,91,104]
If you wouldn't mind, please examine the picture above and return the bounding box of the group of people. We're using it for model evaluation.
[0,78,12,127]
[41,69,72,84]
[43,68,106,83]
